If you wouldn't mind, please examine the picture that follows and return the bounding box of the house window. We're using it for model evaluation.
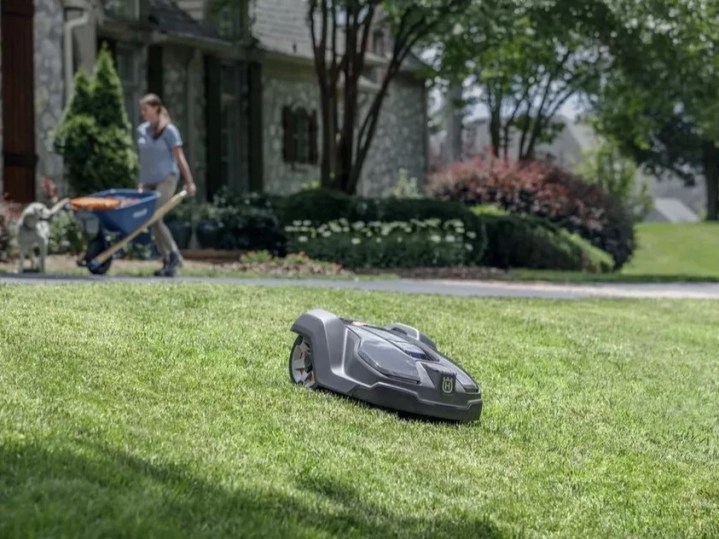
[207,0,250,41]
[372,30,386,57]
[283,107,318,165]
[220,63,248,191]
[115,46,140,128]
[103,0,139,19]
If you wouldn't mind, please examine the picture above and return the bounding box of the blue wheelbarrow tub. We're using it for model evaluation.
[76,189,160,236]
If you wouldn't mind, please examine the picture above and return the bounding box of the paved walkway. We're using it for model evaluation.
[2,273,719,300]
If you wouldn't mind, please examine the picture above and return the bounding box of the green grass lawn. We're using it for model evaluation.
[509,222,719,283]
[623,222,719,277]
[1,284,717,538]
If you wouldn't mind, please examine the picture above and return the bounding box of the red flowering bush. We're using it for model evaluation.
[429,157,635,269]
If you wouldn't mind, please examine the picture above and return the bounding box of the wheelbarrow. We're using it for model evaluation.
[69,188,188,275]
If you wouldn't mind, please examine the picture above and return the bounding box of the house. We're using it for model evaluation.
[431,113,704,222]
[0,0,430,203]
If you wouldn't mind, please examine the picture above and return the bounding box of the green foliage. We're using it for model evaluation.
[472,204,508,217]
[49,211,86,256]
[280,189,354,226]
[382,169,423,199]
[430,157,635,269]
[186,189,287,254]
[280,189,488,264]
[53,49,138,196]
[66,69,94,119]
[286,219,475,269]
[211,186,285,216]
[164,200,196,224]
[475,211,614,273]
[213,205,286,254]
[590,0,719,218]
[576,139,654,222]
[437,0,613,159]
[238,250,275,264]
[92,46,132,131]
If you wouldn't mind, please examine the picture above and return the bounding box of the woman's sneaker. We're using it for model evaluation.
[161,252,182,277]
[154,257,169,276]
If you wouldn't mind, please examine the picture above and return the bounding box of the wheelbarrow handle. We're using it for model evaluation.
[89,190,188,268]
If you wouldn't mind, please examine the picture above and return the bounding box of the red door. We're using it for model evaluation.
[2,0,36,203]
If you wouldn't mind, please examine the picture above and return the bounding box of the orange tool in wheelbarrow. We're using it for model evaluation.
[69,188,188,275]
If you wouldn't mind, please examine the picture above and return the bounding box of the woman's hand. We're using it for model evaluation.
[173,146,196,197]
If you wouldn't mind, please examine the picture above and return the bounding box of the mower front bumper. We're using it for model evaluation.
[350,383,483,422]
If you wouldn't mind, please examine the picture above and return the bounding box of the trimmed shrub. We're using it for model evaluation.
[191,201,285,255]
[214,205,286,255]
[285,219,476,269]
[92,46,133,130]
[476,210,614,273]
[53,48,138,196]
[280,188,353,226]
[212,186,285,215]
[429,157,635,269]
[281,189,488,263]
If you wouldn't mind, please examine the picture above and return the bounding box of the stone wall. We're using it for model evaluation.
[358,72,428,197]
[35,0,65,199]
[262,61,321,195]
[261,61,427,198]
[187,51,206,197]
[162,45,206,196]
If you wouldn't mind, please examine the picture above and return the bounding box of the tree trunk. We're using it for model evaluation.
[319,86,332,188]
[445,83,464,164]
[703,140,719,221]
[489,106,501,158]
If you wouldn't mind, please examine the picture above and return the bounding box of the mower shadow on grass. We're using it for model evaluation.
[0,441,503,538]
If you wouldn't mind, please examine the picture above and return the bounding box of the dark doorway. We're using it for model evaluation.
[2,0,37,203]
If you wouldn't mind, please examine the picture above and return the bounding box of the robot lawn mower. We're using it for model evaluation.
[288,309,483,422]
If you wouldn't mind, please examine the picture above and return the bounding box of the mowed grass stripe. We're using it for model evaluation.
[0,284,717,538]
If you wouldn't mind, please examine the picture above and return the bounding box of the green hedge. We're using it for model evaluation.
[475,209,613,273]
[280,189,487,264]
[279,189,353,226]
[286,219,477,269]
[73,186,611,273]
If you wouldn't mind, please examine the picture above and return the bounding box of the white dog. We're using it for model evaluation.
[17,198,69,273]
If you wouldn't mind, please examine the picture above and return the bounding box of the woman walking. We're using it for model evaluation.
[137,94,196,277]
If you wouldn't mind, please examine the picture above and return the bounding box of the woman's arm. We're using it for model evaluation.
[173,146,197,197]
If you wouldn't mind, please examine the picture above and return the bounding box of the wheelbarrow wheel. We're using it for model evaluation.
[85,237,112,275]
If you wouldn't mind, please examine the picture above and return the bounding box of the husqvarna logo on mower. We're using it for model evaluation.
[441,375,455,394]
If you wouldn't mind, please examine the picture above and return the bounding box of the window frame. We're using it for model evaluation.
[114,45,140,128]
[282,106,318,166]
[206,0,250,41]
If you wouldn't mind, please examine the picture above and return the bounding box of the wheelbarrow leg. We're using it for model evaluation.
[86,190,188,273]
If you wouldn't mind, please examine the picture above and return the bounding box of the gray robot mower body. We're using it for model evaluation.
[289,309,482,422]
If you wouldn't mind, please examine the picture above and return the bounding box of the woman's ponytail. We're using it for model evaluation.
[140,93,172,132]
